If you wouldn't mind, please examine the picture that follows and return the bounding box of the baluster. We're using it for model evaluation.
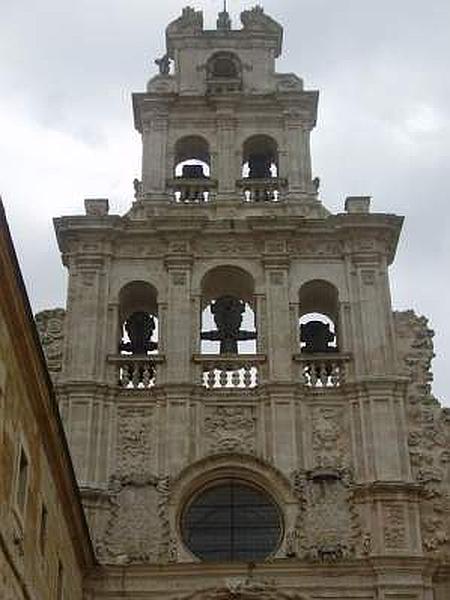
[121,364,131,388]
[253,366,259,388]
[319,362,328,386]
[131,364,140,388]
[231,370,240,387]
[219,369,228,388]
[330,362,339,386]
[243,366,252,388]
[142,365,151,388]
[206,369,215,389]
[309,362,318,387]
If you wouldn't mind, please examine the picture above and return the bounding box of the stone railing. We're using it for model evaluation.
[108,355,165,389]
[167,178,217,203]
[237,178,287,203]
[193,354,266,389]
[293,353,351,388]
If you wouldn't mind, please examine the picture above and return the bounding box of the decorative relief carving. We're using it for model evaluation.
[290,469,359,562]
[311,407,348,470]
[197,240,258,257]
[287,240,341,257]
[116,407,153,478]
[116,241,165,258]
[169,579,307,600]
[97,474,171,565]
[204,407,256,455]
[383,503,406,550]
[394,310,450,556]
[172,272,187,286]
[35,308,66,374]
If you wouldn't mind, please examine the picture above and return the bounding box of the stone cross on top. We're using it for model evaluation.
[201,295,256,354]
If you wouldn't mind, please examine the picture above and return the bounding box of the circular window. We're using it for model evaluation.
[182,481,282,562]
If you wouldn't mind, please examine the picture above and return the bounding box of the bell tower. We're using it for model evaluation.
[37,5,450,599]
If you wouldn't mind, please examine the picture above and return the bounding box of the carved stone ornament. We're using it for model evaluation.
[204,406,256,455]
[96,474,171,565]
[311,407,348,470]
[291,468,360,562]
[383,503,406,550]
[167,7,203,35]
[116,407,154,478]
[35,308,66,374]
[394,310,450,556]
[170,580,310,600]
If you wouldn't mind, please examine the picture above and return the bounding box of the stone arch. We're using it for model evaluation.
[200,265,256,355]
[298,279,340,353]
[201,265,255,308]
[174,135,211,178]
[242,134,279,179]
[118,280,159,355]
[167,453,299,563]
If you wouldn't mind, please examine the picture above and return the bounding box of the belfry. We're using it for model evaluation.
[34,5,450,598]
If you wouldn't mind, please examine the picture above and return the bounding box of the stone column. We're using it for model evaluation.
[215,104,237,198]
[142,106,169,194]
[164,253,193,383]
[263,248,292,381]
[284,111,313,196]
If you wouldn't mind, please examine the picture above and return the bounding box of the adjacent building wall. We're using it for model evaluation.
[0,201,94,599]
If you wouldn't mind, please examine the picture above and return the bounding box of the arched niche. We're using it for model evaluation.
[206,52,242,94]
[298,279,339,353]
[118,281,159,355]
[174,135,211,178]
[200,266,256,355]
[242,134,279,179]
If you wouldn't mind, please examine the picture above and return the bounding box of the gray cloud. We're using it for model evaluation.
[1,0,449,402]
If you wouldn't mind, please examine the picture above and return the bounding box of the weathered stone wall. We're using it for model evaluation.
[0,208,91,599]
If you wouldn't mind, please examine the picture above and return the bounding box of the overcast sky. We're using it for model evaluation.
[0,0,449,403]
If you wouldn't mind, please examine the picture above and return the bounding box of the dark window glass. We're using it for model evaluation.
[182,481,282,561]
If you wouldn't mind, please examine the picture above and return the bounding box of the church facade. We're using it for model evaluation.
[19,5,450,599]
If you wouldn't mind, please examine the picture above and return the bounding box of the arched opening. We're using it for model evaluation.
[200,266,256,355]
[118,281,159,355]
[298,280,339,353]
[206,52,242,94]
[174,135,211,178]
[242,135,278,180]
[173,136,212,203]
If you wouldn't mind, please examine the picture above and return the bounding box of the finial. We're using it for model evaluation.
[217,0,231,31]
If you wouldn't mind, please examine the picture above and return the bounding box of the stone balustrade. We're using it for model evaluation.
[237,178,287,203]
[294,353,351,388]
[193,354,266,389]
[167,178,217,203]
[108,355,165,389]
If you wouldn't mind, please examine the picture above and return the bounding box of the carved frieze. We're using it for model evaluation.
[196,240,258,257]
[204,406,256,455]
[287,239,341,258]
[35,308,66,375]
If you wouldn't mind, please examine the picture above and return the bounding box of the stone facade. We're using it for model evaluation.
[0,203,93,599]
[33,5,450,600]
